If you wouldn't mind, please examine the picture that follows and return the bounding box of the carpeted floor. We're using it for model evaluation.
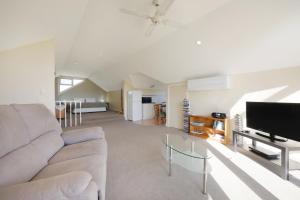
[75,112,300,200]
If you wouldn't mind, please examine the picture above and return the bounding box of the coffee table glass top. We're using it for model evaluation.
[163,134,212,159]
[162,134,212,194]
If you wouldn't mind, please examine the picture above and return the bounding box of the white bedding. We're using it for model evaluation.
[73,107,106,113]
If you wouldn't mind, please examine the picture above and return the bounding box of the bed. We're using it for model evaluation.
[67,101,108,114]
[72,102,108,113]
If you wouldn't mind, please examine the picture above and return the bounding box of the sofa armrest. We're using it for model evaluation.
[0,171,96,200]
[62,127,105,145]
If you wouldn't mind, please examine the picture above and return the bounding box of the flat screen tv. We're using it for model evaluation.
[246,102,300,142]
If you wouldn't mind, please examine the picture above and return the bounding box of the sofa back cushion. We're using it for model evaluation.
[31,130,64,163]
[0,105,30,158]
[12,104,62,140]
[0,104,64,187]
[0,141,47,187]
[0,130,64,187]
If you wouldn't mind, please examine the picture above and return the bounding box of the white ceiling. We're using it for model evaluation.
[1,0,300,91]
[59,0,231,79]
[90,0,300,90]
[0,0,89,68]
[129,73,166,90]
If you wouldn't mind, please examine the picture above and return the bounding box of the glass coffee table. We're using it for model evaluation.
[162,134,212,194]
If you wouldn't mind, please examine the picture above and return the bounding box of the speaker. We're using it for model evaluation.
[211,112,226,119]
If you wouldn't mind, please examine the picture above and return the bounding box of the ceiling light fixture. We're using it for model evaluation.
[196,41,202,46]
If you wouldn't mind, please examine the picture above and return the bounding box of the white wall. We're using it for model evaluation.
[107,90,122,112]
[167,66,300,129]
[189,66,300,117]
[0,40,55,112]
[166,83,187,129]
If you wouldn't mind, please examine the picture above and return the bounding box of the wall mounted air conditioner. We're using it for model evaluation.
[187,75,230,91]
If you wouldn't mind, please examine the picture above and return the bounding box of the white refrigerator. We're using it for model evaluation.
[127,90,142,121]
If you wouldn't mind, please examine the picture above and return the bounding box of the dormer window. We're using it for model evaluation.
[59,77,84,93]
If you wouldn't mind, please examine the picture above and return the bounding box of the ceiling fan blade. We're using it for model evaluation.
[120,8,150,19]
[145,23,156,37]
[159,0,175,15]
[161,19,186,29]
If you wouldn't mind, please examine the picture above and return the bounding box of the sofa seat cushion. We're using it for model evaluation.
[49,139,107,164]
[0,171,98,200]
[33,155,107,200]
[62,127,105,145]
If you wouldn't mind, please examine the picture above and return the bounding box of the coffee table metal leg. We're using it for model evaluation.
[168,146,172,176]
[202,158,208,194]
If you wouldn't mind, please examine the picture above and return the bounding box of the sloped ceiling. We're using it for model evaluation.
[90,0,300,90]
[1,0,300,91]
[129,73,166,89]
[0,0,231,90]
[0,0,89,68]
[56,0,231,78]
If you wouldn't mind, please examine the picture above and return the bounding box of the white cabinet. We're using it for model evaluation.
[142,104,155,120]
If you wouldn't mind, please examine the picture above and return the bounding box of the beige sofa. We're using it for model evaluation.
[0,104,107,200]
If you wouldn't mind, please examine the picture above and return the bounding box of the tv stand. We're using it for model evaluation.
[233,130,300,180]
[255,132,287,142]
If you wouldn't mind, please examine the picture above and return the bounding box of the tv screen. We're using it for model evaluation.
[142,97,152,104]
[246,102,300,142]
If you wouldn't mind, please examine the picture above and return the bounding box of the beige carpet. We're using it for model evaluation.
[75,112,300,200]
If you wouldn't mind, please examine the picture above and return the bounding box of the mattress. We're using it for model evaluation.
[73,107,106,113]
[70,102,108,113]
[80,102,107,108]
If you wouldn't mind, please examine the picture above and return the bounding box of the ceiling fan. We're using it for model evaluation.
[120,0,184,36]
